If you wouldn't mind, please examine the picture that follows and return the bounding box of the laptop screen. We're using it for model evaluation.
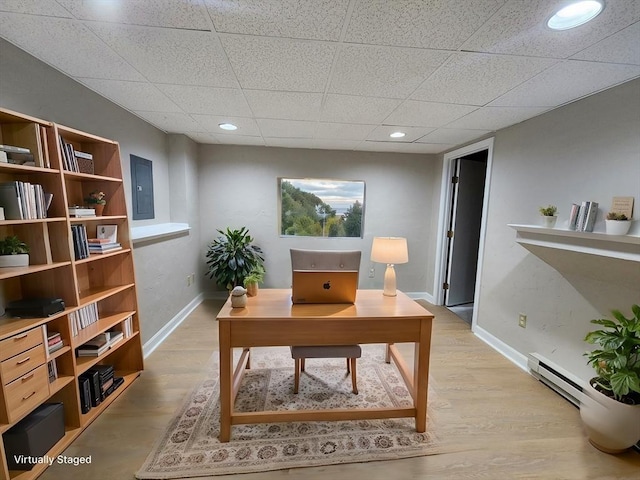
[291,270,358,304]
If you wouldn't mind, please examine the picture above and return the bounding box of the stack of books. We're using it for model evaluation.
[69,302,99,337]
[48,331,64,355]
[68,206,95,217]
[0,144,34,165]
[87,238,122,254]
[569,201,599,232]
[76,330,124,357]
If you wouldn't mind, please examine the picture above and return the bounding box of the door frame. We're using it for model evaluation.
[433,137,494,329]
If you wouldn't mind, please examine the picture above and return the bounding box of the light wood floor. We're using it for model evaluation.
[40,300,640,480]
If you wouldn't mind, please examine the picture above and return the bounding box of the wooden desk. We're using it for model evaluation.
[216,289,434,442]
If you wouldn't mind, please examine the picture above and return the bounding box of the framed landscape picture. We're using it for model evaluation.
[279,178,365,238]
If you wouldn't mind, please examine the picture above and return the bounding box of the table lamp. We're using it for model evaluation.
[371,237,408,296]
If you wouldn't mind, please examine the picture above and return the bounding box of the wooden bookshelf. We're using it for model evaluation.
[0,107,143,480]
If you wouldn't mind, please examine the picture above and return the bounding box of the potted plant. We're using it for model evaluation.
[0,235,29,268]
[243,264,265,297]
[85,190,106,216]
[580,305,640,453]
[539,205,558,228]
[605,212,631,235]
[205,227,264,291]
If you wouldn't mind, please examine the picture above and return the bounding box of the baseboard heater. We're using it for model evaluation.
[527,353,585,407]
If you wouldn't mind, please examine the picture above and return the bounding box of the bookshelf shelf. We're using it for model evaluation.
[508,224,640,262]
[0,107,143,480]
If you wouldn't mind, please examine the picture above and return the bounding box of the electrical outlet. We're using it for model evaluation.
[518,314,527,328]
[369,264,375,278]
[186,275,191,286]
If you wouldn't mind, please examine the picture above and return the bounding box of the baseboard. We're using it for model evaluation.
[406,292,436,304]
[142,293,204,358]
[472,324,529,372]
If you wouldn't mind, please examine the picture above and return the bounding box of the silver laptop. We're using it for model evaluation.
[291,270,358,304]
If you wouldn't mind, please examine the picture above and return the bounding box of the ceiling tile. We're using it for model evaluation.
[214,134,265,146]
[257,119,316,138]
[0,13,144,80]
[462,0,640,58]
[311,139,360,150]
[156,85,251,116]
[186,132,219,144]
[445,106,550,130]
[264,138,319,149]
[357,141,446,154]
[191,115,261,136]
[89,23,237,87]
[321,94,400,124]
[133,111,202,132]
[329,44,450,98]
[411,52,558,106]
[489,61,640,108]
[77,78,181,112]
[314,123,375,141]
[221,35,336,91]
[57,0,212,30]
[416,128,491,145]
[244,90,323,120]
[366,125,435,142]
[571,23,640,65]
[205,0,349,41]
[384,100,478,128]
[0,0,71,16]
[345,0,505,49]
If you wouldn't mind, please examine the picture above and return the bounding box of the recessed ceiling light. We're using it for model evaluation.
[390,132,406,138]
[547,1,604,30]
[218,123,237,131]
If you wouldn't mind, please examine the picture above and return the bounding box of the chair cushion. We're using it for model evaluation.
[290,345,361,359]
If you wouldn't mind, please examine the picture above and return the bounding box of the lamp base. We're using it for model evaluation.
[383,264,397,296]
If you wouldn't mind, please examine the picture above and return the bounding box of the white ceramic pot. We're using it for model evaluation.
[541,215,557,228]
[605,220,631,235]
[0,254,29,268]
[580,381,640,454]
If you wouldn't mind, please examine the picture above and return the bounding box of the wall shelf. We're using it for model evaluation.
[131,222,190,244]
[508,224,640,262]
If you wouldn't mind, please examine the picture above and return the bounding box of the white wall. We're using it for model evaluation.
[476,78,640,381]
[197,145,441,296]
[0,39,201,343]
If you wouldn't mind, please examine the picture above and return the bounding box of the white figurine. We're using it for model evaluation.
[230,286,248,308]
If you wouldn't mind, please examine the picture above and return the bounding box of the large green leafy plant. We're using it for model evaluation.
[205,227,264,290]
[584,305,640,404]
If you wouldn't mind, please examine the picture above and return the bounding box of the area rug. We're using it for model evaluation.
[136,345,443,479]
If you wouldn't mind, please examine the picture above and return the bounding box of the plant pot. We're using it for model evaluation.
[0,254,29,268]
[579,380,640,454]
[246,282,258,297]
[94,204,105,216]
[605,219,631,235]
[541,215,557,228]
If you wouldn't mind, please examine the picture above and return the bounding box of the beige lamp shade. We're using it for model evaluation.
[371,237,408,265]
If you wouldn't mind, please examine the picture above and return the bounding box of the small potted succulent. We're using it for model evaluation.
[0,235,29,268]
[580,305,640,453]
[605,212,631,235]
[243,264,265,297]
[539,205,558,228]
[85,190,106,216]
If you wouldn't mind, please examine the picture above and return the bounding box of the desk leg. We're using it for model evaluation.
[219,322,232,442]
[414,318,432,433]
[385,343,392,363]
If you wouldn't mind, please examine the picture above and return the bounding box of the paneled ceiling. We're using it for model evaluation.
[1,0,638,154]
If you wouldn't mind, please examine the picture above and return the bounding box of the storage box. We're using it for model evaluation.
[4,403,64,470]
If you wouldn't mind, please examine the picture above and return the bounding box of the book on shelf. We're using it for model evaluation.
[68,206,96,217]
[0,181,48,220]
[123,315,133,338]
[48,331,64,354]
[572,201,599,232]
[74,151,93,160]
[76,331,124,357]
[69,302,99,337]
[47,359,58,383]
[88,242,122,254]
[583,202,599,232]
[568,203,580,231]
[71,224,89,260]
[0,144,31,154]
[1,122,45,167]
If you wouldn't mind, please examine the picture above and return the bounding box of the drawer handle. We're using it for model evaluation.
[14,333,28,340]
[22,391,36,401]
[16,356,30,365]
[21,373,35,382]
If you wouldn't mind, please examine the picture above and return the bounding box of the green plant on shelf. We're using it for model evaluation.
[85,190,106,205]
[0,235,29,255]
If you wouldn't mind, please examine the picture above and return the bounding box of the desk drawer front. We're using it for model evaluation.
[1,344,47,385]
[5,364,50,423]
[0,328,44,362]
